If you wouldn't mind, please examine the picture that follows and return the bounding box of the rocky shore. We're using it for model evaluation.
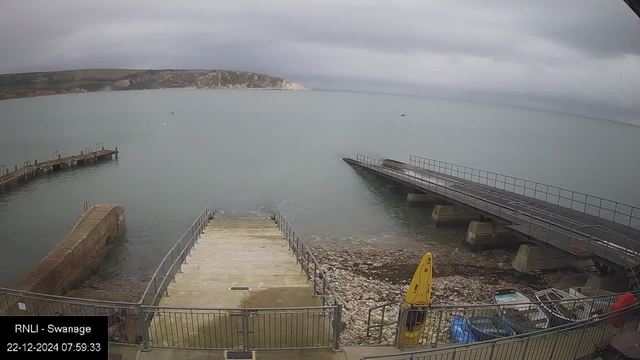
[312,245,593,346]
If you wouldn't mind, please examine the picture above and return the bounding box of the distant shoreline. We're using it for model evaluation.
[0,86,309,101]
[0,68,306,101]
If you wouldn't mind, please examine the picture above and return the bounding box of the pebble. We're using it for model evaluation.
[312,245,590,346]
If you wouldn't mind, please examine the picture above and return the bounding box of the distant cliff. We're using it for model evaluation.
[0,69,307,100]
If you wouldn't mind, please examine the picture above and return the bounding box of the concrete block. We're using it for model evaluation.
[13,204,126,295]
[431,205,480,226]
[512,244,593,273]
[585,275,628,293]
[464,221,512,251]
[406,193,440,203]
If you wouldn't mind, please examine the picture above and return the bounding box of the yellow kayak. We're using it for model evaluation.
[402,252,433,346]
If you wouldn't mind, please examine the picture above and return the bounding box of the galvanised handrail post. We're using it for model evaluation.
[604,230,611,259]
[138,303,150,351]
[333,304,342,351]
[547,330,560,360]
[520,336,530,360]
[322,277,327,307]
[488,342,496,360]
[397,307,408,350]
[528,209,533,235]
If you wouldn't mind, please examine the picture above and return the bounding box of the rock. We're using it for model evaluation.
[345,303,354,310]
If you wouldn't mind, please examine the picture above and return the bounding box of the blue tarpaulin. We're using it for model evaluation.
[451,316,476,343]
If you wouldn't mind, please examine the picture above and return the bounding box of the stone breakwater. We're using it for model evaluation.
[312,246,590,346]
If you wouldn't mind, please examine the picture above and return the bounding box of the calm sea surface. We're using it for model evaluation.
[1,89,639,287]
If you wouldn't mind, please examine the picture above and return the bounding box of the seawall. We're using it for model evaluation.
[13,204,126,295]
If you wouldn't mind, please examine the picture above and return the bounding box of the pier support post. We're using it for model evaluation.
[464,221,513,252]
[406,193,440,204]
[115,147,118,161]
[512,244,593,273]
[430,205,480,226]
[584,274,628,293]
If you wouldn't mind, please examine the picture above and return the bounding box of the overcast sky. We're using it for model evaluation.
[1,0,639,123]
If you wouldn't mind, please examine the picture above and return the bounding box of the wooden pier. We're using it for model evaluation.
[0,147,118,193]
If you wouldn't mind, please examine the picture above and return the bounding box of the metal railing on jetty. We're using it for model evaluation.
[409,155,640,230]
[0,203,343,351]
[354,154,640,286]
[364,301,640,360]
[274,206,341,310]
[139,204,213,306]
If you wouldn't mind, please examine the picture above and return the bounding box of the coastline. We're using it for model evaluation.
[0,85,308,102]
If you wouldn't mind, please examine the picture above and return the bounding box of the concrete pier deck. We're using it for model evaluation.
[345,155,640,274]
[159,219,318,308]
[148,219,332,350]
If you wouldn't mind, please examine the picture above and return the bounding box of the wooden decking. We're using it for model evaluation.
[0,148,118,193]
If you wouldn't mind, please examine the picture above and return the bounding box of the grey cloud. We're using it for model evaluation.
[0,0,639,122]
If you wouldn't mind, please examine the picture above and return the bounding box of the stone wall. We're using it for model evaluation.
[13,204,125,295]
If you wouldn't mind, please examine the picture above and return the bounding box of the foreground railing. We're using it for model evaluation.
[368,290,639,349]
[143,305,337,350]
[409,155,640,231]
[364,301,640,360]
[0,287,145,344]
[354,154,640,272]
[139,204,213,306]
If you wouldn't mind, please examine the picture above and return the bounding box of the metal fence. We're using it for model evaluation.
[409,155,640,231]
[140,204,213,306]
[136,206,343,351]
[274,206,342,349]
[355,154,640,273]
[274,206,341,309]
[142,305,337,350]
[367,290,639,350]
[0,203,343,352]
[0,287,146,344]
[363,301,640,360]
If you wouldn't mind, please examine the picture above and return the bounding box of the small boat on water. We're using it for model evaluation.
[494,289,549,334]
[534,288,595,326]
[467,316,516,341]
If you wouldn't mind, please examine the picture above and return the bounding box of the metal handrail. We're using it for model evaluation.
[0,286,139,306]
[407,154,640,288]
[355,155,639,269]
[364,301,640,359]
[366,289,640,346]
[274,205,342,350]
[274,206,341,307]
[142,304,338,311]
[371,289,640,311]
[366,301,400,343]
[409,155,640,230]
[139,203,212,306]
